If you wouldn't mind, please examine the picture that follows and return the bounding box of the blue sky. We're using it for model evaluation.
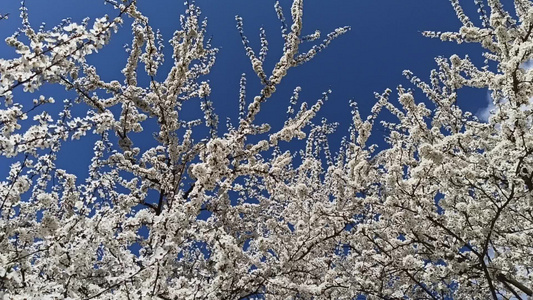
[0,0,487,177]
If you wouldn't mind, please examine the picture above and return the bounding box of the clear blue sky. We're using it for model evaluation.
[0,0,486,178]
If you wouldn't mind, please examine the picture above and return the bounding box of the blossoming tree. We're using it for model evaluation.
[0,0,532,299]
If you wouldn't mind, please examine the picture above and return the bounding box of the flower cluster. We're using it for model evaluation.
[1,0,533,299]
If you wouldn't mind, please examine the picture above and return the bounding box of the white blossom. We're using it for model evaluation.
[1,0,532,299]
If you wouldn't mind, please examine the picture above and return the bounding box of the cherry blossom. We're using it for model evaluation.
[0,0,532,299]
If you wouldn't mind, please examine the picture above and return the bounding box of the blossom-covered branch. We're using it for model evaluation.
[1,0,532,299]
